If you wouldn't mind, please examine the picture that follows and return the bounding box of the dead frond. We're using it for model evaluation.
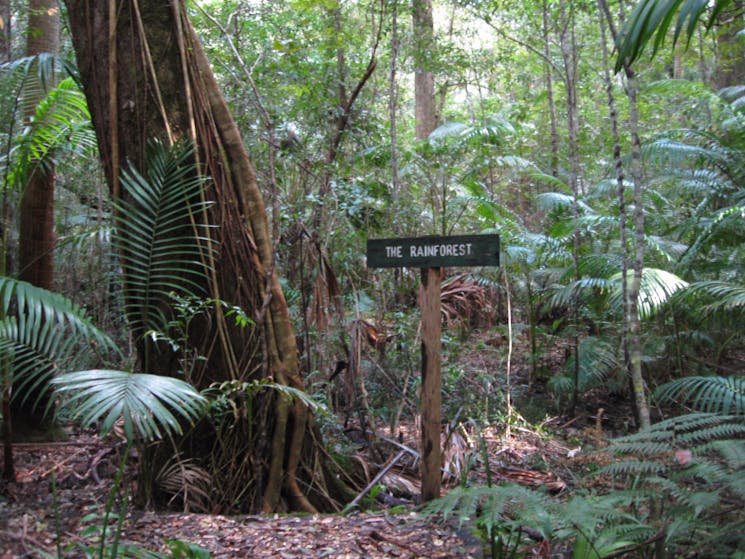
[438,274,494,328]
[442,426,473,485]
[155,454,213,513]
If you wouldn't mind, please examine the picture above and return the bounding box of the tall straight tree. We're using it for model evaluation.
[413,0,436,139]
[0,0,10,63]
[18,0,59,291]
[64,0,350,513]
[412,0,440,502]
[11,0,60,433]
[602,0,651,429]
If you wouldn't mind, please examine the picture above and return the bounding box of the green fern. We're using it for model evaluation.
[601,412,745,556]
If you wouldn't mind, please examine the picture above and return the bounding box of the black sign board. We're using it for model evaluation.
[366,234,500,268]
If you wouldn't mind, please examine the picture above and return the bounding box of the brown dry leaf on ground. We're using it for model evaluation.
[0,434,482,559]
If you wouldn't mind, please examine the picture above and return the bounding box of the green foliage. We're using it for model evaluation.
[113,139,216,337]
[654,375,745,414]
[53,370,207,443]
[1,54,93,194]
[424,410,745,558]
[616,0,732,71]
[548,336,622,399]
[0,276,119,411]
[603,412,745,556]
[422,483,655,559]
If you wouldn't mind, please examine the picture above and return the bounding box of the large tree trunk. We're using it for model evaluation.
[65,0,351,513]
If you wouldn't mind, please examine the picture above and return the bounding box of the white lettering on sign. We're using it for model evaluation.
[409,243,473,258]
[386,246,403,258]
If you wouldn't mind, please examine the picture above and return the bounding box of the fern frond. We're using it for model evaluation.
[602,459,667,477]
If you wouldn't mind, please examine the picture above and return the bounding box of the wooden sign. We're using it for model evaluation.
[366,234,500,503]
[366,234,499,269]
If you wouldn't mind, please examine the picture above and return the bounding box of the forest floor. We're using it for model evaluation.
[2,423,604,559]
[0,331,628,559]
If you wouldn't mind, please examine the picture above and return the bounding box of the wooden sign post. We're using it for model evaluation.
[367,234,499,502]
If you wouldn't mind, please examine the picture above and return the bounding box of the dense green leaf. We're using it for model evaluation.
[53,370,207,443]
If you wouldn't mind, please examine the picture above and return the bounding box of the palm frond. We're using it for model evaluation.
[608,268,688,319]
[682,280,745,315]
[156,454,213,513]
[546,277,615,312]
[549,336,621,396]
[114,139,216,335]
[0,277,119,411]
[615,0,724,71]
[4,77,93,190]
[53,370,207,443]
[535,191,593,214]
[654,376,745,414]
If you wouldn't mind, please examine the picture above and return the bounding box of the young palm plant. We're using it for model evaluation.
[0,277,120,481]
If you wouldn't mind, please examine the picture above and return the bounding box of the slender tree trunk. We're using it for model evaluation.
[0,0,10,63]
[597,0,631,420]
[389,0,400,203]
[11,0,60,435]
[65,0,352,512]
[601,0,651,429]
[624,70,651,430]
[716,1,745,88]
[412,0,436,139]
[558,0,583,417]
[542,0,559,178]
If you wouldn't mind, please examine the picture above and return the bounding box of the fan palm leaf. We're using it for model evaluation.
[608,268,688,319]
[52,369,207,443]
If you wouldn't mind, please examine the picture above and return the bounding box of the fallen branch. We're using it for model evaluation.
[344,450,406,512]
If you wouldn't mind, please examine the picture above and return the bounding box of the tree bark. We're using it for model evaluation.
[11,0,60,434]
[716,1,745,89]
[0,0,10,63]
[19,0,59,290]
[65,0,349,512]
[602,0,651,429]
[558,0,583,417]
[598,0,632,424]
[412,0,436,140]
[542,0,559,178]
